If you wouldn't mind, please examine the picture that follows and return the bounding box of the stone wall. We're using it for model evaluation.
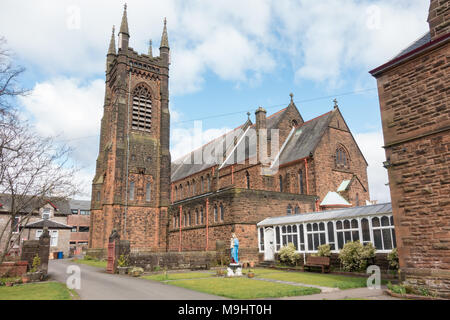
[372,3,449,297]
[0,261,28,277]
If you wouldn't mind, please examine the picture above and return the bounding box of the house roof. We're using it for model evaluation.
[21,219,72,230]
[320,192,351,207]
[69,200,91,211]
[394,32,431,58]
[257,203,392,227]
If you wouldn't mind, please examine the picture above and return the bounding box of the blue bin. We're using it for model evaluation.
[57,252,63,259]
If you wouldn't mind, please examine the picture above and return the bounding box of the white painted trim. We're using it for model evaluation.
[218,126,251,170]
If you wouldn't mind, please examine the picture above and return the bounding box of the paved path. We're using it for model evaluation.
[279,286,401,300]
[48,259,225,300]
[256,277,340,293]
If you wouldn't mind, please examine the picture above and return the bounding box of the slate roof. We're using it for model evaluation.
[394,32,431,59]
[171,105,336,182]
[21,219,72,230]
[69,200,91,211]
[277,111,333,166]
[257,203,392,227]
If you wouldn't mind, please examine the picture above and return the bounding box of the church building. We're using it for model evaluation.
[89,6,371,262]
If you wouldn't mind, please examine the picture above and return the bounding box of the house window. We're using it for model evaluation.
[246,171,250,189]
[71,209,78,214]
[306,222,326,251]
[129,181,135,200]
[195,210,199,225]
[372,216,396,250]
[131,85,152,132]
[80,210,90,215]
[281,225,298,250]
[42,208,51,220]
[327,221,335,250]
[259,228,265,252]
[298,170,304,194]
[214,205,218,222]
[71,227,77,232]
[298,224,305,251]
[79,226,89,232]
[50,230,58,247]
[361,218,371,245]
[146,183,151,202]
[286,205,293,215]
[275,226,281,251]
[336,219,359,249]
[220,204,224,221]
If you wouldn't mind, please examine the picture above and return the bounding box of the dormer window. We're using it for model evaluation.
[42,208,51,220]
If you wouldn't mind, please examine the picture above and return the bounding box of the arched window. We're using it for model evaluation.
[295,206,300,214]
[246,171,250,189]
[214,205,218,222]
[200,207,204,224]
[179,184,183,199]
[188,212,191,226]
[192,180,196,195]
[129,181,135,200]
[146,182,151,202]
[174,186,178,201]
[298,170,304,194]
[207,174,211,191]
[195,209,199,225]
[187,182,190,197]
[279,175,283,192]
[201,176,204,193]
[287,205,292,215]
[220,204,224,221]
[335,146,349,168]
[132,85,152,132]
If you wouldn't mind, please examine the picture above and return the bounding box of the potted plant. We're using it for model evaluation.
[117,254,129,275]
[247,270,255,278]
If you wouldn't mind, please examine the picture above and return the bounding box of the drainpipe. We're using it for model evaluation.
[304,158,309,195]
[179,205,182,252]
[206,198,209,251]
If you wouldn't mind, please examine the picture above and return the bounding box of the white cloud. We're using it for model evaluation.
[1,1,428,93]
[355,131,391,203]
[19,77,104,198]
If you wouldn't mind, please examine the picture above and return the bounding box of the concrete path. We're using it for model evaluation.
[255,277,339,293]
[48,259,225,300]
[279,286,401,300]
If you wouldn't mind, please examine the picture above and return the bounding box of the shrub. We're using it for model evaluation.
[30,254,41,273]
[387,248,399,270]
[315,244,331,257]
[84,255,94,261]
[338,241,376,272]
[278,243,300,266]
[117,254,129,267]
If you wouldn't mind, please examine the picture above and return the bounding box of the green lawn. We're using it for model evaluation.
[72,258,107,269]
[258,271,383,290]
[0,282,78,300]
[143,272,215,281]
[168,277,320,299]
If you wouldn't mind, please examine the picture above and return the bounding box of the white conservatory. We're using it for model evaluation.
[257,203,396,261]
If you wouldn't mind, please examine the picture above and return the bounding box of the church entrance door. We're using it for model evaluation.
[264,228,275,261]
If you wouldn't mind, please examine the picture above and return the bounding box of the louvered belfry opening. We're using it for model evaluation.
[132,85,152,132]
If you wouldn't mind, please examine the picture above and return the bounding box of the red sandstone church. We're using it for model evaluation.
[89,6,373,262]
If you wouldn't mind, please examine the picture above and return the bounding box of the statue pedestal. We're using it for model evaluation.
[227,263,242,277]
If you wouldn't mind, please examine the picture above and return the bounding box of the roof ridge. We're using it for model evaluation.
[295,110,333,128]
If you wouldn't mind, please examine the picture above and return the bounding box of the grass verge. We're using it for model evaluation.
[0,282,78,300]
[143,272,214,281]
[71,258,107,269]
[168,277,320,299]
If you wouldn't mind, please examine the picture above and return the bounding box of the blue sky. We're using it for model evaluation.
[0,0,431,202]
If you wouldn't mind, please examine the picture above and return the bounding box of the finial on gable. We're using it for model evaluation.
[333,98,338,109]
[290,93,294,102]
[148,39,153,57]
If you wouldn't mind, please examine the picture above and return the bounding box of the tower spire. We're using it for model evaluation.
[118,4,130,50]
[148,39,153,57]
[119,3,129,35]
[160,17,169,49]
[108,25,116,55]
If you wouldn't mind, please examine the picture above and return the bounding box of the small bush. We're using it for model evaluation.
[278,243,300,266]
[30,254,41,273]
[388,282,406,295]
[338,241,376,272]
[117,254,129,267]
[84,255,94,261]
[315,244,331,257]
[387,248,399,270]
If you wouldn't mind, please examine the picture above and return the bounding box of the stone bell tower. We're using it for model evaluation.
[89,5,171,251]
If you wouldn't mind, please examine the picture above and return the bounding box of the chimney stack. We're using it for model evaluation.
[428,0,450,40]
[255,107,267,130]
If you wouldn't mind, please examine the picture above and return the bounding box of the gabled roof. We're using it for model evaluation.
[69,200,91,211]
[277,111,333,166]
[320,192,351,207]
[21,219,72,230]
[257,203,392,227]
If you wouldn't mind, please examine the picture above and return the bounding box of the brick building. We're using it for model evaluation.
[370,0,449,297]
[90,6,371,263]
[68,200,91,255]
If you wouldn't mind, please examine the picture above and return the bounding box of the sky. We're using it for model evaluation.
[0,0,431,202]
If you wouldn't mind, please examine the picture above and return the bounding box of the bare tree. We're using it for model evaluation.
[0,37,29,114]
[0,38,78,264]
